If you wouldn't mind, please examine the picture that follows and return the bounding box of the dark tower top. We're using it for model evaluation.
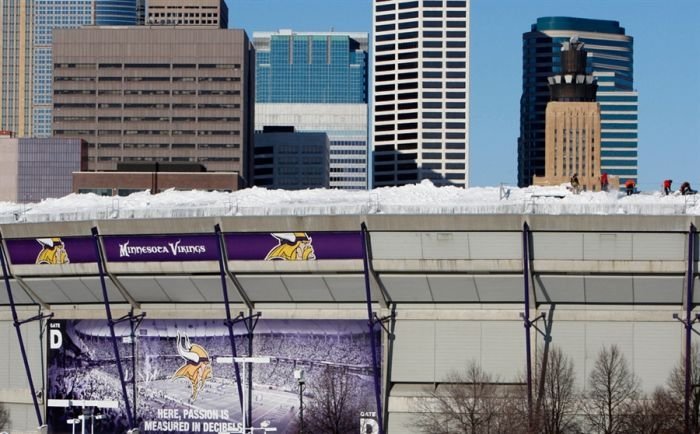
[548,37,598,102]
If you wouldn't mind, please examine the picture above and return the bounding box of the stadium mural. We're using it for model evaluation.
[47,318,379,433]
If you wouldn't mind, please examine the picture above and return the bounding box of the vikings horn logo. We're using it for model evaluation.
[172,332,212,401]
[35,238,69,265]
[264,232,316,261]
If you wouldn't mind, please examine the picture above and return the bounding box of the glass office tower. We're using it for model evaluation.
[519,17,637,187]
[95,0,140,25]
[33,0,140,137]
[33,0,93,137]
[254,30,369,190]
[372,0,471,188]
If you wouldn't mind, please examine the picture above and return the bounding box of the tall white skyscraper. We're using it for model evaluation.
[372,0,470,188]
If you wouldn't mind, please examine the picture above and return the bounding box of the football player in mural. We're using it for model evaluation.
[265,232,317,261]
[172,331,212,402]
[35,238,69,265]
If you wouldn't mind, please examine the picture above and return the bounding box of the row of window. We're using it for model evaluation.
[55,116,240,122]
[55,76,241,83]
[93,143,240,149]
[56,63,241,69]
[55,103,241,109]
[55,89,241,96]
[376,0,467,11]
[56,130,240,136]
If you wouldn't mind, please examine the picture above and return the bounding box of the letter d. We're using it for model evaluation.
[50,329,62,349]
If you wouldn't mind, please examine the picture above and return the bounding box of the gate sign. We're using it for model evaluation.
[102,235,220,262]
[225,231,364,261]
[5,237,97,265]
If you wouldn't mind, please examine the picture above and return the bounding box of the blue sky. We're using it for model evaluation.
[229,0,699,188]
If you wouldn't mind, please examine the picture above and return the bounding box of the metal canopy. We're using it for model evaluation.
[0,278,37,305]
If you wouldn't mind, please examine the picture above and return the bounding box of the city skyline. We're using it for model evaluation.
[230,0,699,189]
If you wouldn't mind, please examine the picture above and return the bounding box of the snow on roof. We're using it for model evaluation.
[0,180,698,224]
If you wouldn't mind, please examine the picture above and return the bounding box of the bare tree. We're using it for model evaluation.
[584,344,639,434]
[666,343,700,432]
[532,346,580,434]
[302,366,368,434]
[0,403,9,430]
[621,387,680,434]
[413,361,521,434]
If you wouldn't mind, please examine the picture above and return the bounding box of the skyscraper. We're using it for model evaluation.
[0,0,33,136]
[33,0,94,137]
[372,0,470,188]
[534,38,603,191]
[254,30,369,190]
[519,17,637,187]
[30,0,142,137]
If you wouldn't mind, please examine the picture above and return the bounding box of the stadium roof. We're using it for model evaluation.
[0,180,698,224]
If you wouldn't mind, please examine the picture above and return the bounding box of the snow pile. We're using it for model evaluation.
[0,180,698,224]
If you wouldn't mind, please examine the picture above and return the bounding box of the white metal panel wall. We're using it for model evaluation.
[393,320,523,383]
[0,320,44,433]
[480,321,524,380]
[583,233,633,260]
[392,320,435,382]
[633,322,681,392]
[532,233,584,260]
[371,232,520,260]
[534,320,680,394]
[387,412,423,434]
[632,233,686,260]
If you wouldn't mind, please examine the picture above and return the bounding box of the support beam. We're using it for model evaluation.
[685,224,697,434]
[214,223,245,413]
[522,222,534,428]
[0,232,52,429]
[91,226,135,430]
[360,222,384,434]
[215,222,253,310]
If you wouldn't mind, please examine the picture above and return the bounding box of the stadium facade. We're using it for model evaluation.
[0,214,698,433]
[519,17,638,187]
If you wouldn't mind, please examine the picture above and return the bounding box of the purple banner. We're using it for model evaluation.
[225,231,363,261]
[5,237,97,265]
[102,235,220,262]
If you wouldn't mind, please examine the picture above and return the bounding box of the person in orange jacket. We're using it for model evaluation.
[624,178,635,196]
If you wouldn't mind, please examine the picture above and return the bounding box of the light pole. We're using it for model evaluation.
[294,369,305,434]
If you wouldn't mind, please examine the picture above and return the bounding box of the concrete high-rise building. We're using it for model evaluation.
[254,30,368,190]
[0,0,33,136]
[52,27,254,183]
[534,39,603,191]
[0,134,87,202]
[519,17,637,187]
[372,0,470,188]
[146,0,228,28]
